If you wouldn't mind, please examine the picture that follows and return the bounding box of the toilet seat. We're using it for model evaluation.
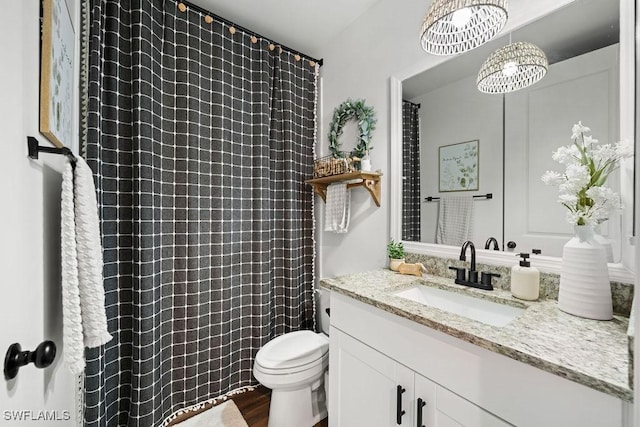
[255,331,329,374]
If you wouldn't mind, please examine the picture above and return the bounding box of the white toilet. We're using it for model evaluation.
[253,288,330,427]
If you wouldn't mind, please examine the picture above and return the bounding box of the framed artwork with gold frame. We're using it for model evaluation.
[40,0,75,148]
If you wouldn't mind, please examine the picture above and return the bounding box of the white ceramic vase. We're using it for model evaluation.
[558,225,612,320]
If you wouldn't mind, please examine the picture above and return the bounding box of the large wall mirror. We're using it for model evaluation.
[390,0,635,281]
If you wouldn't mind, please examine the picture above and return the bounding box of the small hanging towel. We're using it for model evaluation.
[435,195,474,246]
[324,183,351,233]
[61,157,112,374]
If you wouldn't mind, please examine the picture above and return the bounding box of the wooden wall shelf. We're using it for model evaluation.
[305,171,383,207]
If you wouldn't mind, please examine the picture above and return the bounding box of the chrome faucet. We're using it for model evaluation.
[448,240,500,291]
[484,237,500,251]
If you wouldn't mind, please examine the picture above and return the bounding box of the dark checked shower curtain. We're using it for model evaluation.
[80,1,317,425]
[402,101,421,241]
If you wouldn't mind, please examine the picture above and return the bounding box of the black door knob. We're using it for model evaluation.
[33,341,56,369]
[507,241,517,249]
[4,341,56,380]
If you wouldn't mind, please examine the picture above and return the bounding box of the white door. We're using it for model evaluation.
[330,329,414,427]
[0,0,78,425]
[504,44,619,258]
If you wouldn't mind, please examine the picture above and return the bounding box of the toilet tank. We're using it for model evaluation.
[316,287,331,335]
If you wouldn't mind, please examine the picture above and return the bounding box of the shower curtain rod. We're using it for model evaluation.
[402,100,421,108]
[181,0,324,67]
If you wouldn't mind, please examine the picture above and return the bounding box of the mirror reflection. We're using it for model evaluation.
[401,0,624,259]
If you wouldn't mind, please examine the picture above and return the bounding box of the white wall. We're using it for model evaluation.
[316,0,574,278]
[0,0,78,424]
[316,0,431,279]
[411,75,503,245]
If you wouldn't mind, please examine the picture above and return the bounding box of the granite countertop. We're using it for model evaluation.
[321,269,633,402]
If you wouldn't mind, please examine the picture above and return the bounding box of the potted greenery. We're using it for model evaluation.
[387,240,405,271]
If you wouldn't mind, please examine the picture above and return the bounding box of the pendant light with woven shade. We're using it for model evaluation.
[420,0,508,56]
[476,41,548,94]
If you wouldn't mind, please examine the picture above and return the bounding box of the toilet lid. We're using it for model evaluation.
[256,331,329,371]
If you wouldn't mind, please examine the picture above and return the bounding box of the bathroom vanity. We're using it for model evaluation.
[322,270,633,427]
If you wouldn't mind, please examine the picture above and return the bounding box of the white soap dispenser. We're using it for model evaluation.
[361,151,372,172]
[511,253,540,301]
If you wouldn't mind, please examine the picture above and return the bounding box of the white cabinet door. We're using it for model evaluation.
[436,386,512,426]
[413,371,436,427]
[414,374,512,427]
[330,329,414,427]
[331,328,513,427]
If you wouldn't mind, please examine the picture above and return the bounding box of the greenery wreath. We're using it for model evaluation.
[328,99,377,159]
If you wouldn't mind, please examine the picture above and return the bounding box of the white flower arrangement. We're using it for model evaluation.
[541,122,633,226]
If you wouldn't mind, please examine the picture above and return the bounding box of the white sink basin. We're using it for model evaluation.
[394,286,524,327]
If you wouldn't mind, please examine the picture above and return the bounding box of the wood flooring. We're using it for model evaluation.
[170,386,329,427]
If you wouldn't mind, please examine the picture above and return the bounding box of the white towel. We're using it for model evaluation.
[61,157,112,374]
[324,183,350,233]
[435,196,474,246]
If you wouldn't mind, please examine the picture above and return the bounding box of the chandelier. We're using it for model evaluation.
[420,0,508,56]
[477,41,548,94]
